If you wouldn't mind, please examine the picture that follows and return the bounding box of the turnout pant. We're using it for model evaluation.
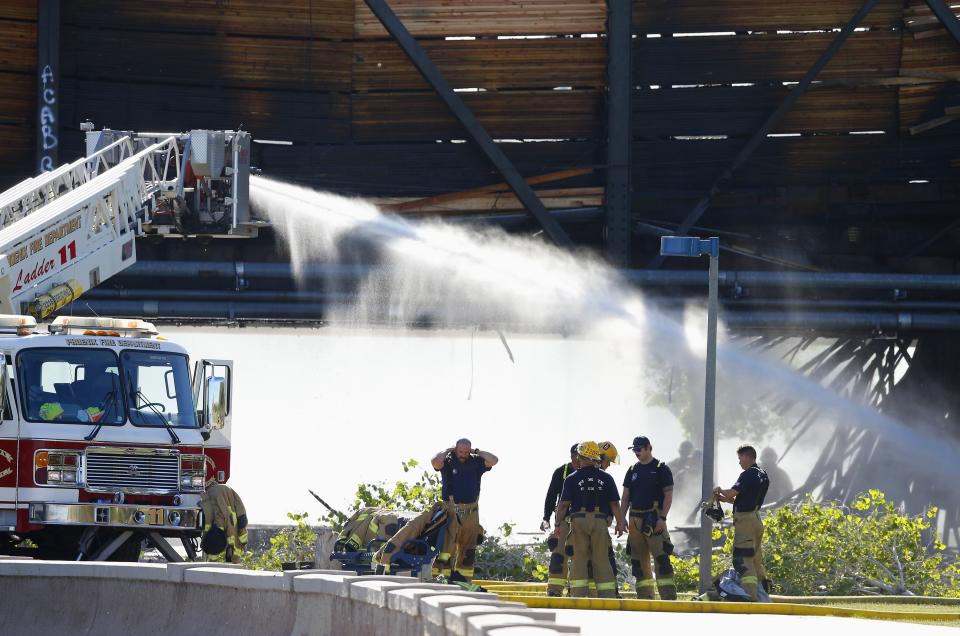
[434,501,481,581]
[585,522,619,597]
[626,509,676,600]
[732,511,765,601]
[546,518,570,596]
[567,511,617,598]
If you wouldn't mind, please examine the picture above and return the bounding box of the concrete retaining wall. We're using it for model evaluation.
[0,560,578,636]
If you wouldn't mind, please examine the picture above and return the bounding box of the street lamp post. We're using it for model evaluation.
[659,236,719,594]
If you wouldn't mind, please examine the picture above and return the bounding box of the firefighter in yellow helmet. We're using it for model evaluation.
[554,441,625,598]
[200,483,248,563]
[620,435,677,600]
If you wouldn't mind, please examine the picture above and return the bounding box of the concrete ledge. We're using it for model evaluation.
[291,573,355,596]
[487,628,569,636]
[390,587,497,615]
[0,560,169,582]
[468,617,579,636]
[446,606,558,636]
[421,594,524,627]
[183,566,289,590]
[0,560,584,636]
[165,561,245,582]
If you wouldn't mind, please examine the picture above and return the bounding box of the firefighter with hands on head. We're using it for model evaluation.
[713,444,770,601]
[541,444,580,596]
[554,441,625,598]
[620,435,678,600]
[431,438,498,582]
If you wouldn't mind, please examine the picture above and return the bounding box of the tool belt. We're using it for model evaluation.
[446,500,479,515]
[630,505,661,536]
[570,509,607,519]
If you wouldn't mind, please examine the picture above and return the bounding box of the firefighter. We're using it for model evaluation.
[430,439,498,581]
[554,441,625,598]
[714,444,770,601]
[541,444,579,596]
[620,435,677,600]
[596,441,621,596]
[759,447,793,504]
[199,483,248,563]
[373,501,444,574]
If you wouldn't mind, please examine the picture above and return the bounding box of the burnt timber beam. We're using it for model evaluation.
[361,0,573,248]
[648,0,880,268]
[605,0,633,266]
[924,0,960,46]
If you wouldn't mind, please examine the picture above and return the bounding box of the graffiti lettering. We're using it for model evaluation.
[38,64,58,172]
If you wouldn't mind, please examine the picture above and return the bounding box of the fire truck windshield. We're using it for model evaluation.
[18,348,125,425]
[120,350,198,428]
[18,348,199,429]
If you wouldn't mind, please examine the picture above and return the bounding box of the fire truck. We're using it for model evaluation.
[0,126,254,561]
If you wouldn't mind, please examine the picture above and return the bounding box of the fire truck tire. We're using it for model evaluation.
[36,534,80,560]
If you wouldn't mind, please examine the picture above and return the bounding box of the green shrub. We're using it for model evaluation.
[756,490,959,596]
[240,511,318,571]
[475,523,550,581]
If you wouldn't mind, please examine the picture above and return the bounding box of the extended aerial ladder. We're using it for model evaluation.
[0,127,257,319]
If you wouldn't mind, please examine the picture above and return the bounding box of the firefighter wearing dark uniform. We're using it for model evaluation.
[200,483,248,563]
[541,444,578,596]
[554,441,625,598]
[621,435,677,600]
[431,439,498,581]
[714,444,770,601]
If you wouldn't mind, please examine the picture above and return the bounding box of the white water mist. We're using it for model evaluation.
[249,175,960,524]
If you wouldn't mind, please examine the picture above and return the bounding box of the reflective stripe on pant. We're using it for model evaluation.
[567,514,616,599]
[626,516,677,600]
[732,511,765,601]
[546,518,570,596]
[585,527,618,597]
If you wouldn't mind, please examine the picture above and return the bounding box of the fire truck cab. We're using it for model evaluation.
[0,125,252,560]
[0,315,231,561]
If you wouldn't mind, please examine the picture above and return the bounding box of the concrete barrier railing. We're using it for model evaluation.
[0,560,579,636]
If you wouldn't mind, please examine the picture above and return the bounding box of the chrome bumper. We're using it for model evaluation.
[29,502,201,531]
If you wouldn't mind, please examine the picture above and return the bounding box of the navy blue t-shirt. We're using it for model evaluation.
[559,466,620,513]
[440,454,490,503]
[732,463,769,512]
[623,458,673,511]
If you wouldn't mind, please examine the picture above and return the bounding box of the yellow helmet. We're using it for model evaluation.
[576,441,602,463]
[599,441,620,464]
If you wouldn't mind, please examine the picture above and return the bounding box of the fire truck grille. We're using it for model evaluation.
[85,452,179,494]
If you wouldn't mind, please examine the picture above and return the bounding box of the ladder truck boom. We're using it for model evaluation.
[0,127,255,319]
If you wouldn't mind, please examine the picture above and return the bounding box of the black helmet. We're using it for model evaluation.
[701,498,724,524]
[201,524,227,555]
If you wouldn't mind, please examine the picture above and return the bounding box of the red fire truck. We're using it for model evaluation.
[0,126,252,560]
